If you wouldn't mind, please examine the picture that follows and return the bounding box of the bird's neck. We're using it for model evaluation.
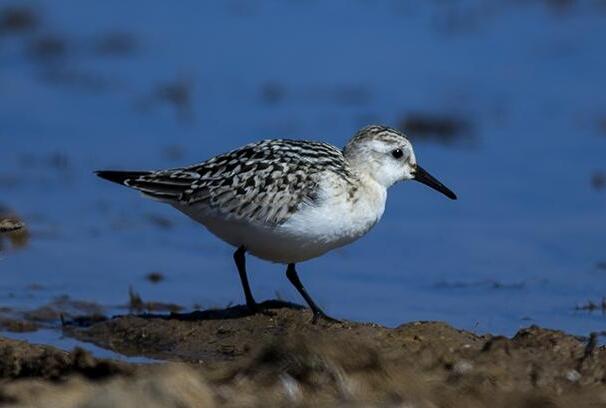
[350,171,388,221]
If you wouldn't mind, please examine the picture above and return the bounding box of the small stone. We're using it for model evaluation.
[565,369,581,383]
[145,272,164,283]
[453,360,473,375]
[0,219,24,233]
[280,374,302,402]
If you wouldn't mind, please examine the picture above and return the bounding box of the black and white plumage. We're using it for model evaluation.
[96,125,457,321]
[98,139,356,226]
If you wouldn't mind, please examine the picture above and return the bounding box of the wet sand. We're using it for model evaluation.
[1,301,605,407]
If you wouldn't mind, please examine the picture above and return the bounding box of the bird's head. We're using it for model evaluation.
[343,125,457,200]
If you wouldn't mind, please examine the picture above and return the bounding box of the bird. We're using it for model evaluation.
[96,125,457,322]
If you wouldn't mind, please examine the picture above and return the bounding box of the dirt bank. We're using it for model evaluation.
[0,300,605,407]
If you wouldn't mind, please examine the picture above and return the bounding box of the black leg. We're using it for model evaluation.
[233,246,258,312]
[286,263,339,323]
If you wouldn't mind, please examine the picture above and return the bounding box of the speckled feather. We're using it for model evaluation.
[96,125,457,265]
[121,139,358,225]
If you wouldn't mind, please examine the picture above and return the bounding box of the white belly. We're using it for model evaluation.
[173,176,387,264]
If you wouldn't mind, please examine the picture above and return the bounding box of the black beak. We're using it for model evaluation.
[413,165,457,200]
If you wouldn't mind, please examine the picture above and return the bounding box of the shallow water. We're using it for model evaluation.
[1,329,156,363]
[1,0,605,350]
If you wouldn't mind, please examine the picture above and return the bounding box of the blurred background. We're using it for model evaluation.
[1,0,605,341]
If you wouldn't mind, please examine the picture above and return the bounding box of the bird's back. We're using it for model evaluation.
[97,139,355,226]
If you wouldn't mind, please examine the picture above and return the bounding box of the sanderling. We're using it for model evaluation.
[96,125,456,322]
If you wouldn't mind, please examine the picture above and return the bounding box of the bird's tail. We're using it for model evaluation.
[95,169,193,202]
[95,170,152,186]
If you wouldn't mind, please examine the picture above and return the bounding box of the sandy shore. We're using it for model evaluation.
[1,301,605,407]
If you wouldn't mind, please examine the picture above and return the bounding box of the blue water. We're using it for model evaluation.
[1,0,605,346]
[1,329,157,363]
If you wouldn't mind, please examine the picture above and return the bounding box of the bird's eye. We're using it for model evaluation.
[391,149,404,159]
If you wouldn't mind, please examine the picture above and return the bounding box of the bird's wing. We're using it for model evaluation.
[98,139,352,225]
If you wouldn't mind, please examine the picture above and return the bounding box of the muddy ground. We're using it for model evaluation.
[0,300,605,407]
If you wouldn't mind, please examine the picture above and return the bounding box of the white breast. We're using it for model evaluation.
[268,173,387,263]
[173,173,387,264]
